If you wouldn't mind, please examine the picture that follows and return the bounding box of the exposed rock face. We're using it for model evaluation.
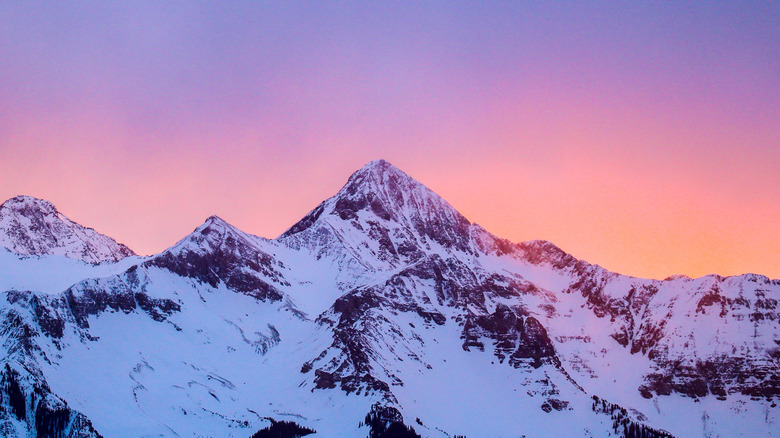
[0,363,103,438]
[302,251,560,403]
[4,267,180,338]
[0,263,184,438]
[565,267,780,401]
[0,196,135,264]
[149,216,288,303]
[462,304,556,368]
[64,268,181,330]
[0,287,109,437]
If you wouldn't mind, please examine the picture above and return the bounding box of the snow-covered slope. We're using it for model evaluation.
[0,161,776,437]
[0,196,135,264]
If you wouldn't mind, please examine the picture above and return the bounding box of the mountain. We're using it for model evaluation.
[281,159,477,258]
[0,196,135,264]
[0,161,776,437]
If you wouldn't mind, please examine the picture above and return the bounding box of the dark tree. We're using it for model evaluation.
[249,419,316,438]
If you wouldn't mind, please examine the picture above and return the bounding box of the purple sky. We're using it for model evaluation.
[1,2,778,279]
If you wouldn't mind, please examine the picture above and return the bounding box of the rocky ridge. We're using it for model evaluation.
[0,196,135,264]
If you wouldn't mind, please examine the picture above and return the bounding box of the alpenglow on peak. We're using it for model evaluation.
[0,195,135,264]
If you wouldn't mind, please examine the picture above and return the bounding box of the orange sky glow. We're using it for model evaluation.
[1,2,777,280]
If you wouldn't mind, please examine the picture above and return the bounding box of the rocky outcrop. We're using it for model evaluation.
[462,303,556,368]
[64,270,180,330]
[565,267,780,401]
[149,216,287,303]
[0,363,103,438]
[2,266,180,347]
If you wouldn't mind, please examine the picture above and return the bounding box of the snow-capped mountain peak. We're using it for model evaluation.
[280,160,478,275]
[333,159,463,222]
[148,215,290,304]
[1,195,59,215]
[167,214,266,255]
[0,195,135,264]
[196,214,237,238]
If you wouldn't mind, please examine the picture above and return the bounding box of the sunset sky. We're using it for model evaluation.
[1,2,778,280]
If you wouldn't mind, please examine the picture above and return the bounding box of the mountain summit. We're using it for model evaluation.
[280,160,478,273]
[333,159,469,227]
[0,195,135,264]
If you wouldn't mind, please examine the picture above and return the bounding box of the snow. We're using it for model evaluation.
[0,247,145,294]
[43,267,370,437]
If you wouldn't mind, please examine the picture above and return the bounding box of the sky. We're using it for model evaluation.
[0,1,778,280]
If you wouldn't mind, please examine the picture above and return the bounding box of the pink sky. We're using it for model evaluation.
[1,2,778,280]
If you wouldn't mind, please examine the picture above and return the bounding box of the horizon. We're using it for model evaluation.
[1,157,776,282]
[1,2,777,280]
